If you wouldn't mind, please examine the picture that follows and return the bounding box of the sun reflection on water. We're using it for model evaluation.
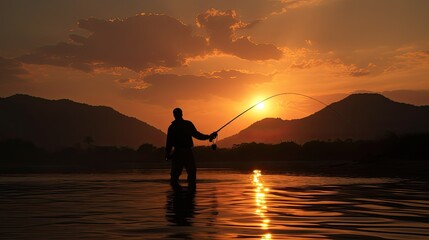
[252,170,272,239]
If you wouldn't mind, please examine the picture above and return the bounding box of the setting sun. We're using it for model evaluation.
[256,102,265,110]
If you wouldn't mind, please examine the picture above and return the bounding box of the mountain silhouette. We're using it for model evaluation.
[0,94,166,149]
[219,93,429,147]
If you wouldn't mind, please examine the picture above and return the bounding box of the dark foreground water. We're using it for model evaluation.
[0,170,428,240]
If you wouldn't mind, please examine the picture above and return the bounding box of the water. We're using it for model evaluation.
[1,170,428,239]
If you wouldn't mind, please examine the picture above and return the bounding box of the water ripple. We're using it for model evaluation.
[0,171,428,239]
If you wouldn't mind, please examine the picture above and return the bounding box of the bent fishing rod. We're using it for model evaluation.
[209,93,338,149]
[215,93,334,133]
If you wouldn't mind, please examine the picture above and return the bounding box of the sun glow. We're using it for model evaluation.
[256,102,265,110]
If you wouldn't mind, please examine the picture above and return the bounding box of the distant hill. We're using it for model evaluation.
[0,94,166,149]
[219,93,429,147]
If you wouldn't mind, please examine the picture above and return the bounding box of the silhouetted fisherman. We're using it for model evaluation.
[166,108,217,190]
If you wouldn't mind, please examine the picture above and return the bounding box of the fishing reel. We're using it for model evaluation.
[209,132,218,150]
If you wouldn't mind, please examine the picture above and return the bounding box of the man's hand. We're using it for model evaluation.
[209,132,218,142]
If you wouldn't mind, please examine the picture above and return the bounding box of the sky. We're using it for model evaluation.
[1,0,429,140]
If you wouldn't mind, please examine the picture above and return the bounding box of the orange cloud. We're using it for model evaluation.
[197,9,283,60]
[284,48,371,77]
[17,10,283,73]
[0,57,28,83]
[280,0,323,9]
[19,14,209,72]
[384,50,429,73]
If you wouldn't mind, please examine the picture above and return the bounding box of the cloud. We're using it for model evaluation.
[271,0,323,15]
[384,49,429,73]
[19,14,209,72]
[17,10,283,73]
[401,50,429,61]
[348,67,370,77]
[284,48,371,77]
[280,0,323,9]
[0,57,28,83]
[197,9,283,61]
[121,69,273,106]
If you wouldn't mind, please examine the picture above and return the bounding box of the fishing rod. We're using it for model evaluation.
[210,93,337,150]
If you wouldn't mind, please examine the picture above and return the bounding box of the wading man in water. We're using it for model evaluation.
[166,108,217,190]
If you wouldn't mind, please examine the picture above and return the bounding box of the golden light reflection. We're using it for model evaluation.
[252,170,272,239]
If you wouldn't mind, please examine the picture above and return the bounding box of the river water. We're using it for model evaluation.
[1,170,428,239]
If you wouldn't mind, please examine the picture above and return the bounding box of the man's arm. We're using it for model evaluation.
[190,122,210,140]
[193,130,210,140]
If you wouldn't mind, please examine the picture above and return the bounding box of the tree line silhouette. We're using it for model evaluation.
[1,133,428,176]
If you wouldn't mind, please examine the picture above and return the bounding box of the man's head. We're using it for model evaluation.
[173,108,183,120]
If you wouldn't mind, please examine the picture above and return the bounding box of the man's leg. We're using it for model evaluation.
[170,157,183,189]
[185,150,197,188]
